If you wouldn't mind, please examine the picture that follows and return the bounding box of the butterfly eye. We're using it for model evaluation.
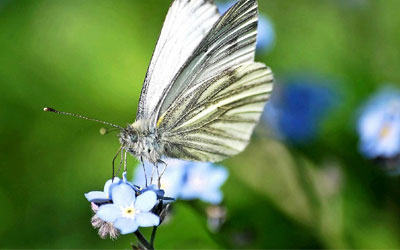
[130,134,138,143]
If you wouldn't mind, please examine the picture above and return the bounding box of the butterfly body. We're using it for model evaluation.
[119,121,164,164]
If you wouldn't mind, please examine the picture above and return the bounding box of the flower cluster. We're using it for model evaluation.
[85,173,161,239]
[357,87,400,160]
[133,159,229,204]
[85,161,229,240]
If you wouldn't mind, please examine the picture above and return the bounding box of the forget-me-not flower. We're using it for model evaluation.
[133,160,229,204]
[263,76,338,144]
[133,159,186,199]
[217,0,275,52]
[357,87,400,159]
[96,183,160,234]
[180,162,229,204]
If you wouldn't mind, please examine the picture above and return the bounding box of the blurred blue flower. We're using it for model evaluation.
[85,177,121,203]
[133,160,229,204]
[264,77,338,144]
[357,88,400,159]
[217,0,275,52]
[96,183,159,234]
[133,159,186,199]
[180,163,229,204]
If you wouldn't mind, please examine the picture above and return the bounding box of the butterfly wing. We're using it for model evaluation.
[156,0,274,162]
[136,0,220,121]
[161,63,273,162]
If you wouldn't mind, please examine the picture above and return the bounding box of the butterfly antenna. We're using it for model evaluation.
[43,107,123,129]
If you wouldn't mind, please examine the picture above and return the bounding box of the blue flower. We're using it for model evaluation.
[357,87,400,158]
[133,159,186,199]
[263,76,338,144]
[85,177,121,203]
[180,163,229,204]
[96,183,160,234]
[132,160,229,204]
[217,0,275,52]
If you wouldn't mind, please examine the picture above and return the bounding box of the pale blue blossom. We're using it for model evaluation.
[133,160,229,204]
[358,88,400,158]
[96,183,160,234]
[180,163,229,204]
[133,159,186,199]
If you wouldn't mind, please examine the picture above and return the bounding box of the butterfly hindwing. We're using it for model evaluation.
[160,63,273,162]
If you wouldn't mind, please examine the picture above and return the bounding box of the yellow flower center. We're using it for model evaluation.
[380,123,392,139]
[121,203,137,219]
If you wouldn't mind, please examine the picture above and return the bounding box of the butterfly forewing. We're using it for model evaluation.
[136,0,220,121]
[152,0,260,125]
[151,0,273,162]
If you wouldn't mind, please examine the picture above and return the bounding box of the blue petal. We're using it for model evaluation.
[136,212,160,227]
[141,185,165,200]
[207,166,229,189]
[200,190,223,205]
[135,191,157,212]
[112,183,136,206]
[84,178,121,203]
[114,218,138,234]
[84,191,110,203]
[97,204,121,222]
[104,177,120,193]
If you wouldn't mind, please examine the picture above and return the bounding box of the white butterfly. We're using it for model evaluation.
[45,0,273,173]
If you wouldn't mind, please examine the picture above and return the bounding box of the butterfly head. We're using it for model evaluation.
[119,125,139,153]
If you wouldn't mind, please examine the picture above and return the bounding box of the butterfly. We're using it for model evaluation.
[45,0,273,176]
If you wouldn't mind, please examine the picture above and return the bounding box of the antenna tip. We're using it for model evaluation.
[43,107,56,112]
[99,127,108,135]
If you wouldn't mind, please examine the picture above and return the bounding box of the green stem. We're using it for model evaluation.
[134,230,154,250]
[150,226,158,247]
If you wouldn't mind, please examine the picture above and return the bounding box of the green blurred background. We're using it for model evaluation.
[2,0,400,248]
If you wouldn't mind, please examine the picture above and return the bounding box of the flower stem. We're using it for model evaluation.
[150,226,158,246]
[134,230,154,250]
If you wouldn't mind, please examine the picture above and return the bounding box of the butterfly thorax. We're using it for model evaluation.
[118,120,164,164]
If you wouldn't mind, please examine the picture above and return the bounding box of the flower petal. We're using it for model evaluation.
[114,218,138,234]
[207,166,228,189]
[103,177,120,193]
[201,190,223,205]
[97,204,121,222]
[135,191,157,212]
[112,183,136,206]
[84,191,110,203]
[136,212,160,227]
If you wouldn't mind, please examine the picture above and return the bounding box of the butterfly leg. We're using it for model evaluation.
[140,156,148,187]
[155,164,161,189]
[115,149,124,177]
[158,160,168,183]
[123,150,127,172]
[112,146,122,179]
